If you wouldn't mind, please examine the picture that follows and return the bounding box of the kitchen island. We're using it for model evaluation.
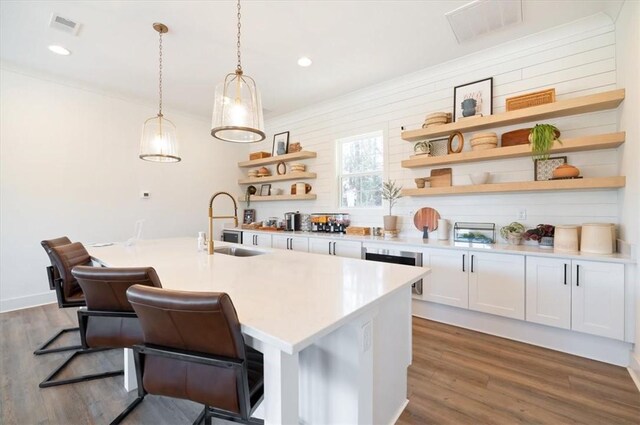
[88,237,428,425]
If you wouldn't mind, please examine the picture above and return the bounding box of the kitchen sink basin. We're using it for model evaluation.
[213,246,265,257]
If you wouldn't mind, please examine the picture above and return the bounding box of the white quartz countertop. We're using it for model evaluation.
[235,228,634,264]
[87,238,429,354]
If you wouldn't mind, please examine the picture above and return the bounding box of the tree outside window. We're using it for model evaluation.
[337,131,383,208]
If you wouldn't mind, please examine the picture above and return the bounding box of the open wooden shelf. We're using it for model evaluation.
[401,177,625,197]
[401,132,625,169]
[238,172,317,185]
[401,89,625,142]
[238,151,317,168]
[239,194,317,202]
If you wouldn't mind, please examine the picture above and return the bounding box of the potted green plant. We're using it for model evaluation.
[500,222,525,245]
[529,124,561,160]
[382,179,403,231]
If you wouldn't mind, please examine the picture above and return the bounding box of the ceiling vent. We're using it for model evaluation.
[49,13,81,36]
[446,0,522,44]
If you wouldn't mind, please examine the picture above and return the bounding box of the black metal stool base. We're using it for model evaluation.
[39,347,123,388]
[33,327,82,355]
[110,395,145,425]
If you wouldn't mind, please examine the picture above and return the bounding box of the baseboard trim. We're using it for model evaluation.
[0,291,56,313]
[628,352,640,392]
[388,399,409,425]
[412,300,632,367]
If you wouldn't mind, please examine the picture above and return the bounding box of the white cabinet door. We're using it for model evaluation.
[422,248,468,308]
[242,232,257,247]
[309,238,333,256]
[242,232,271,247]
[290,236,309,252]
[571,260,624,340]
[469,252,525,320]
[255,233,271,248]
[526,257,571,329]
[271,234,289,250]
[333,240,362,259]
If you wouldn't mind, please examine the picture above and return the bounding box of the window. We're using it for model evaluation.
[337,130,384,208]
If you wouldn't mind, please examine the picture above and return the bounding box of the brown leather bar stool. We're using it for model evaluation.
[34,238,87,355]
[112,286,264,425]
[39,266,162,388]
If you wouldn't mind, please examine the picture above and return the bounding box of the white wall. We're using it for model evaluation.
[250,14,621,238]
[0,67,244,312]
[615,0,640,383]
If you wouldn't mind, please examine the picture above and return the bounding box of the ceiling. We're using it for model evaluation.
[0,1,624,119]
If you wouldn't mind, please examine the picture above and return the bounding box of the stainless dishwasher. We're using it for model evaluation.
[361,247,423,295]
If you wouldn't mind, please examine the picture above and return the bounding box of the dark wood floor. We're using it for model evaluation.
[1,303,639,424]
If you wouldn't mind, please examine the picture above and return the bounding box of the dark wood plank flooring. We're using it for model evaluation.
[1,304,638,424]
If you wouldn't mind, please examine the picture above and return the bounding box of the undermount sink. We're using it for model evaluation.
[213,246,265,257]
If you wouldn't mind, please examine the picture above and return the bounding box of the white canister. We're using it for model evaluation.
[437,219,450,240]
[581,223,614,255]
[554,225,579,252]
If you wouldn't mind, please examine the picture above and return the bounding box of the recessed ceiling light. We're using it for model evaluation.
[297,56,312,67]
[48,45,71,56]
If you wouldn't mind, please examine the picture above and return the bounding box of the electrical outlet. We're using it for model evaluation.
[140,191,151,199]
[518,209,527,220]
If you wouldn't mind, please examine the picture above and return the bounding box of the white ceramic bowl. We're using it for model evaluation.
[470,172,490,185]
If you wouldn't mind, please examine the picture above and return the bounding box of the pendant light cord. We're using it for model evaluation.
[236,0,242,72]
[158,29,163,116]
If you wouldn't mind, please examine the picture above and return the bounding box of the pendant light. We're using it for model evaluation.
[211,0,265,143]
[139,23,181,162]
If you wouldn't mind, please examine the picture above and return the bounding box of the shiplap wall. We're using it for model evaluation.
[249,14,621,238]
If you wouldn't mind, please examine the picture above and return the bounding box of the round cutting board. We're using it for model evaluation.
[413,207,441,232]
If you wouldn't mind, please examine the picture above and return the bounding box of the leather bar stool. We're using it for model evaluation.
[34,238,87,355]
[39,266,162,388]
[112,286,264,425]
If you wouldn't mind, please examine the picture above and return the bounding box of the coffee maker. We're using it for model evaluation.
[284,211,302,231]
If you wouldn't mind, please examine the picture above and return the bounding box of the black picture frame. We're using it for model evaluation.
[259,184,271,196]
[272,131,290,157]
[534,156,567,181]
[243,209,255,224]
[453,77,493,122]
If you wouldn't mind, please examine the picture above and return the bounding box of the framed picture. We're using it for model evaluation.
[453,77,493,122]
[259,184,271,196]
[272,131,290,157]
[243,209,255,224]
[535,156,567,181]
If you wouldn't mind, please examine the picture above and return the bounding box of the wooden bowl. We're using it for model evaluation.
[552,164,580,178]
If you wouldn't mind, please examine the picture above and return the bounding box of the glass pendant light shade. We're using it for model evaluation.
[211,70,265,143]
[139,114,181,162]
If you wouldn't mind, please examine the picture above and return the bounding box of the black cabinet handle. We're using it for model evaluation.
[333,242,337,255]
[329,242,332,255]
[254,235,257,245]
[564,263,567,285]
[462,254,466,272]
[289,238,292,250]
[471,255,475,273]
[576,264,580,286]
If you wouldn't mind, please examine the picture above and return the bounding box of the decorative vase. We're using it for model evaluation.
[507,233,522,245]
[415,178,426,188]
[539,236,554,249]
[383,215,398,231]
[461,99,477,117]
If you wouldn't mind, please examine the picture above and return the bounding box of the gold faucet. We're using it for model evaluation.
[208,191,239,254]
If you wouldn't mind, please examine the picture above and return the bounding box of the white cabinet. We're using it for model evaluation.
[571,260,624,340]
[525,257,625,340]
[309,238,362,259]
[272,234,309,252]
[526,257,571,329]
[422,248,468,308]
[468,252,525,320]
[242,232,271,248]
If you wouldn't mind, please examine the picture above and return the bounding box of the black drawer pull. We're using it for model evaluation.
[470,255,475,273]
[576,264,580,286]
[462,254,465,272]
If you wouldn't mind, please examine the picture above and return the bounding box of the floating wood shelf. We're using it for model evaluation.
[401,89,625,142]
[401,132,625,169]
[238,151,317,168]
[401,177,625,197]
[238,172,317,185]
[239,194,317,202]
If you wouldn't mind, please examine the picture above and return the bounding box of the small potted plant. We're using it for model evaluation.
[529,124,561,160]
[500,222,526,245]
[382,179,403,231]
[523,224,555,249]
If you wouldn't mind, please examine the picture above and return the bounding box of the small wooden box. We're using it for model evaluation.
[506,89,556,111]
[249,151,271,160]
[346,226,371,236]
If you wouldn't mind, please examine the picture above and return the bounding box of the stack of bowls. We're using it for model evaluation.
[422,112,451,128]
[248,169,259,178]
[470,132,498,151]
[290,163,306,173]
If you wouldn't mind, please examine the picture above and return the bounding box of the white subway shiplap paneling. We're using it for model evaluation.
[249,14,621,238]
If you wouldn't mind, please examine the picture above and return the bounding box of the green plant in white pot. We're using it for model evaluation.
[529,124,561,160]
[382,179,403,231]
[500,222,526,245]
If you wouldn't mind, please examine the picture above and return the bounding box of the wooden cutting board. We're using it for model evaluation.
[413,207,441,232]
[429,168,452,187]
